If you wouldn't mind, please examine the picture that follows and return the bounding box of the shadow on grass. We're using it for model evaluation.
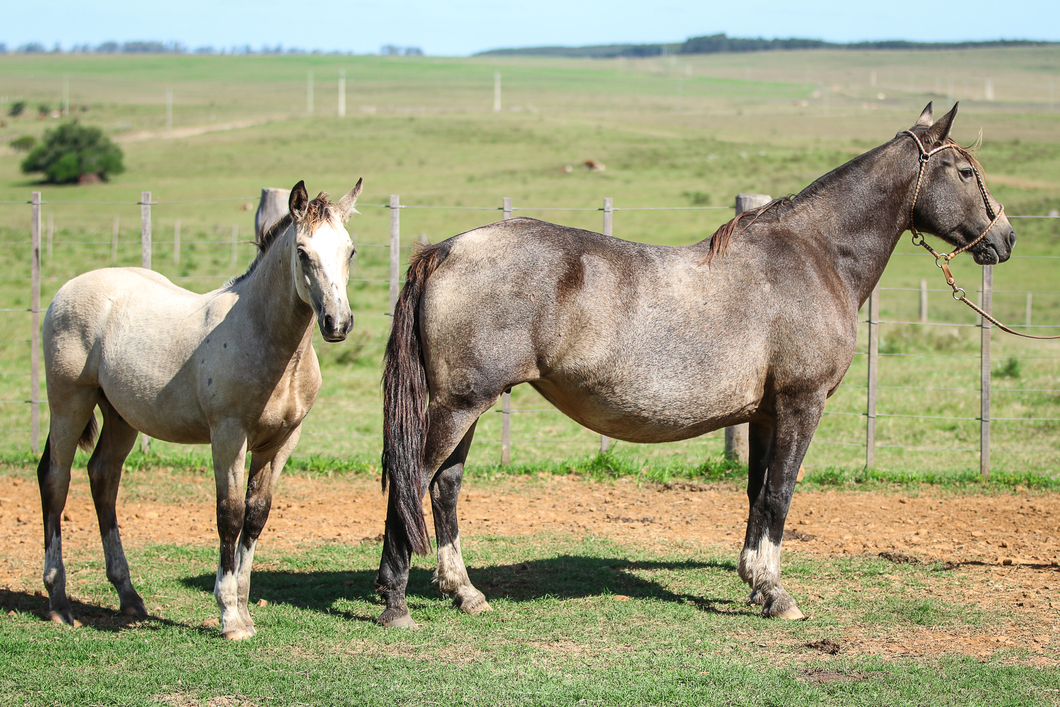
[0,587,196,634]
[178,554,744,622]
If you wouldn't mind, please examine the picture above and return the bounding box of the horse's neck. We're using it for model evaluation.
[798,141,915,307]
[237,232,315,359]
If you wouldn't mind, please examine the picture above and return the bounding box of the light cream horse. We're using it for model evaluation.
[37,179,362,639]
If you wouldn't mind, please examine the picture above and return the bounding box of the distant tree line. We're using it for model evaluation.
[477,33,1056,58]
[0,41,361,56]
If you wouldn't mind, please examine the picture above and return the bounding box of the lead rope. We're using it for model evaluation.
[903,130,1060,340]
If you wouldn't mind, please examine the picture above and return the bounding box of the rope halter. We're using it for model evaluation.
[902,129,1006,293]
[902,130,1060,339]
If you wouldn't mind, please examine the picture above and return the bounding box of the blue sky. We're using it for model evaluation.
[5,0,1058,57]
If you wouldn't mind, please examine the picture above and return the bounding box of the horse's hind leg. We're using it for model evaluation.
[430,421,490,616]
[737,392,825,620]
[376,403,488,627]
[38,392,98,626]
[86,398,145,618]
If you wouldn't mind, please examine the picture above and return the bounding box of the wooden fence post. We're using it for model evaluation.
[920,279,928,323]
[389,195,400,316]
[981,265,993,480]
[141,191,151,453]
[600,197,613,455]
[725,193,770,465]
[141,191,151,270]
[231,224,239,267]
[501,197,513,465]
[31,192,41,455]
[866,283,880,469]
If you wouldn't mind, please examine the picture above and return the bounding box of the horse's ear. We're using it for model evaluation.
[923,102,958,146]
[336,178,363,223]
[289,181,309,221]
[915,102,934,127]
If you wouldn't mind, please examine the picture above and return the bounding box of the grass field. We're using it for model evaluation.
[4,536,1056,706]
[0,49,1058,477]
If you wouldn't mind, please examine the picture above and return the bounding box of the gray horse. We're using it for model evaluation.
[376,104,1015,627]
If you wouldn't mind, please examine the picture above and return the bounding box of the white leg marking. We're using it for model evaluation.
[749,536,782,596]
[234,540,258,634]
[215,568,250,639]
[434,537,490,615]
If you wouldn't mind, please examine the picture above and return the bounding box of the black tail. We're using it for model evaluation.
[381,241,451,556]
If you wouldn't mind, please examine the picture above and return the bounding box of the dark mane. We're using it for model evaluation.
[700,197,794,266]
[228,192,334,286]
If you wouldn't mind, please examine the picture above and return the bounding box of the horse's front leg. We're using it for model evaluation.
[234,427,302,636]
[737,392,824,620]
[211,427,251,639]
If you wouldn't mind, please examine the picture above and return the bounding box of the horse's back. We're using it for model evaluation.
[46,267,200,356]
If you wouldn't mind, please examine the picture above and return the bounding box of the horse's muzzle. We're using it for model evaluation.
[320,312,353,342]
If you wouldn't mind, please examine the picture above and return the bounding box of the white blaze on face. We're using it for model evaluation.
[303,219,353,311]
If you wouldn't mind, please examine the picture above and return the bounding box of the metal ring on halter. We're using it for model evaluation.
[952,288,966,301]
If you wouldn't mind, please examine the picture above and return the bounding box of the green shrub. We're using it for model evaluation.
[20,121,124,184]
[8,101,26,117]
[8,135,36,152]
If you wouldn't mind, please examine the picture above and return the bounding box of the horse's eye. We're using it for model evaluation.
[959,168,974,180]
[296,247,310,261]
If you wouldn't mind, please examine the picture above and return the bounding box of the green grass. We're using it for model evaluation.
[2,534,1057,706]
[0,49,1058,480]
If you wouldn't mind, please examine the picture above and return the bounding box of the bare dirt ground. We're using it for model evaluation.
[3,470,1060,663]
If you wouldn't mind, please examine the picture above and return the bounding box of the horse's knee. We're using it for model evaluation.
[216,498,245,542]
[242,494,272,540]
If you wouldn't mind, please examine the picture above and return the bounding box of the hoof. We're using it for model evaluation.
[221,628,254,640]
[121,601,149,618]
[47,610,81,628]
[377,609,417,629]
[772,605,807,621]
[454,591,491,616]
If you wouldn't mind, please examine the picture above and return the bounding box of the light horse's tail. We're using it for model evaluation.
[381,241,451,556]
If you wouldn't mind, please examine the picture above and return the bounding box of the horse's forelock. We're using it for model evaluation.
[229,194,339,287]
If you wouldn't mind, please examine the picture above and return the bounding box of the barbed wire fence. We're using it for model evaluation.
[2,191,1058,477]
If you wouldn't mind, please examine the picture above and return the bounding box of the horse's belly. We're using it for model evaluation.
[531,377,758,444]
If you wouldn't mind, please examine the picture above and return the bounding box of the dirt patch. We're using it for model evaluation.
[3,471,1060,662]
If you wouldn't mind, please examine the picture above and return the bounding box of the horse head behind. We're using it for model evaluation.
[901,102,1016,265]
[283,179,361,341]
